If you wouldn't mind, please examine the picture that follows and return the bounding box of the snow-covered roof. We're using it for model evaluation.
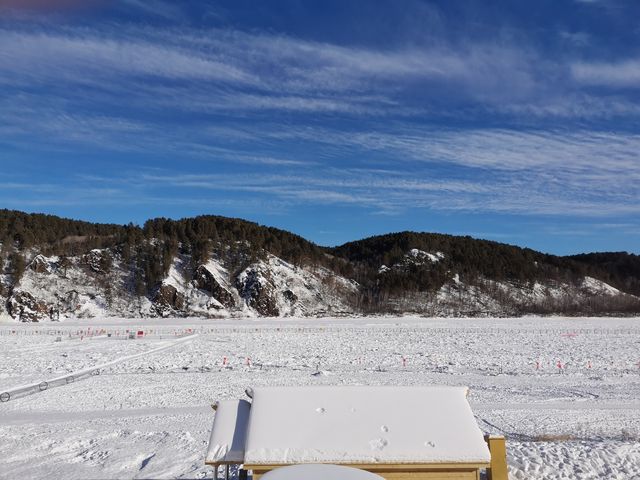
[243,386,491,465]
[205,399,251,464]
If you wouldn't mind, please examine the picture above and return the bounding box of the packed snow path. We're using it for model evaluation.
[0,316,639,479]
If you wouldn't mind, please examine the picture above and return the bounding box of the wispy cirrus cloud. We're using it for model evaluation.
[258,125,640,178]
[0,30,254,84]
[1,18,639,124]
[572,59,640,87]
[2,83,638,219]
[82,138,637,217]
[0,22,546,113]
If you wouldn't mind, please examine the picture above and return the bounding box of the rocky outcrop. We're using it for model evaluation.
[236,266,279,317]
[56,290,81,314]
[193,265,235,308]
[0,281,10,298]
[379,249,445,274]
[82,249,111,274]
[283,289,298,304]
[153,284,186,316]
[7,291,58,322]
[29,255,52,274]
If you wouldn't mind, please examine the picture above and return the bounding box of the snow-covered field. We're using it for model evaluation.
[1,316,639,479]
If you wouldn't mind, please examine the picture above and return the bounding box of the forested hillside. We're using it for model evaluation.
[331,231,575,287]
[568,252,640,296]
[0,210,326,295]
[0,209,639,320]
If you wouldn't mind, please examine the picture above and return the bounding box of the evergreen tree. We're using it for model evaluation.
[9,252,25,284]
[58,255,72,277]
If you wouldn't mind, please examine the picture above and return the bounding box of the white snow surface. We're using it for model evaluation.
[244,385,490,464]
[1,316,640,479]
[205,399,251,464]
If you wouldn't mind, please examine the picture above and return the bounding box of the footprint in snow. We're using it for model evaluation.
[369,438,388,450]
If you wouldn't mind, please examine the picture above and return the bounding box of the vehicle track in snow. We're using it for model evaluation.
[0,334,198,403]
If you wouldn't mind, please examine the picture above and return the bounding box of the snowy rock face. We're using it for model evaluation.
[153,284,186,316]
[379,249,445,274]
[82,249,110,274]
[29,254,53,274]
[236,265,280,317]
[235,255,358,317]
[59,290,81,314]
[7,291,56,322]
[0,281,10,298]
[193,265,235,308]
[407,248,445,264]
[129,254,356,320]
[4,251,142,322]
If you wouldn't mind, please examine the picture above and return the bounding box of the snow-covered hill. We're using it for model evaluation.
[0,246,635,322]
[1,249,358,321]
[1,210,638,321]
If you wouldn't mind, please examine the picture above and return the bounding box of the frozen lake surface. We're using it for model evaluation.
[1,316,639,479]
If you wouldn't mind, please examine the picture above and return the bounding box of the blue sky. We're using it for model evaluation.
[1,0,639,254]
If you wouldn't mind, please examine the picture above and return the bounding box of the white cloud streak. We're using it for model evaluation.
[0,30,253,83]
[572,59,640,87]
[1,20,639,120]
[0,24,541,107]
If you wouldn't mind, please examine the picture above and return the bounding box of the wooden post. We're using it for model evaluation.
[485,435,508,480]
